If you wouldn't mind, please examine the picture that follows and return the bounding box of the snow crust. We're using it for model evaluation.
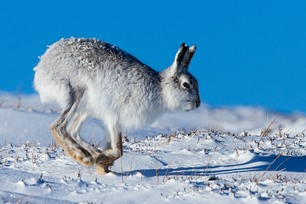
[0,93,305,203]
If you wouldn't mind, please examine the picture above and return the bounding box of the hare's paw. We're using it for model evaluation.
[65,145,94,167]
[95,153,115,174]
[96,164,110,175]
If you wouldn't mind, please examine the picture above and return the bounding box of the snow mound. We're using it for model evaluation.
[1,93,306,146]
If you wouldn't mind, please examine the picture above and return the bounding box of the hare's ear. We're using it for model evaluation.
[181,45,197,69]
[173,43,189,67]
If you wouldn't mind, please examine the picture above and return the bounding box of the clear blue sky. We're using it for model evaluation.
[1,0,306,113]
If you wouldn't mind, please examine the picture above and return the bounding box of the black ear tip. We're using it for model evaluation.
[181,43,188,48]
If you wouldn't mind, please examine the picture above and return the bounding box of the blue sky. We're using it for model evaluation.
[1,1,306,113]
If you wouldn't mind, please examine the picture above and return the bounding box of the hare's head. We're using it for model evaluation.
[161,43,200,111]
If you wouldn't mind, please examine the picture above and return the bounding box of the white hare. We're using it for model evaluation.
[34,38,200,174]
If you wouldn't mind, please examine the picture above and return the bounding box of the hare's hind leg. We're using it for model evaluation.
[50,88,94,167]
[96,124,123,174]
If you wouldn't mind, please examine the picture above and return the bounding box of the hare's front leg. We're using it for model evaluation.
[96,124,123,174]
[50,89,94,167]
[67,112,102,159]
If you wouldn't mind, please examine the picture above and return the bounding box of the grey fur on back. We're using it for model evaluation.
[35,38,199,130]
[33,37,200,174]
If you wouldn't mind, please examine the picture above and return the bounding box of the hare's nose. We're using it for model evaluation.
[196,99,200,108]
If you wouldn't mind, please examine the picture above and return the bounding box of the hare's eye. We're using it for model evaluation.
[183,82,190,89]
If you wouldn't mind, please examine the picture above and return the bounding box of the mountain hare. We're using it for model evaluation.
[34,38,200,174]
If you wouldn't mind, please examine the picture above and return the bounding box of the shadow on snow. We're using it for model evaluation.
[119,153,306,178]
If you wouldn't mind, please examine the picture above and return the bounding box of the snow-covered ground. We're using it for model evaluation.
[0,93,305,203]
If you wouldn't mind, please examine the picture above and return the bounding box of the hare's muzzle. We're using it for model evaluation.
[196,99,201,108]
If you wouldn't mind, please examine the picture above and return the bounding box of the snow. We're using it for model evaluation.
[0,93,306,203]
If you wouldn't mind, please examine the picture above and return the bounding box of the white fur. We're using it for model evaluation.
[34,38,200,172]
